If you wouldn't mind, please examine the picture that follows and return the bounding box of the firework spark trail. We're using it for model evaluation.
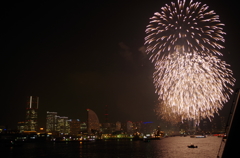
[154,51,235,122]
[145,0,226,61]
[154,101,182,124]
[145,0,235,123]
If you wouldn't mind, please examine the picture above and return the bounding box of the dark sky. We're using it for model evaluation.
[1,0,240,129]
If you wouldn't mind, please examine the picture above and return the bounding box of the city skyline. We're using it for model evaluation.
[3,95,228,134]
[1,0,240,129]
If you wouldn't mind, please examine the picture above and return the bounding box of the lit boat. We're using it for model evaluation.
[190,135,206,138]
[195,135,206,138]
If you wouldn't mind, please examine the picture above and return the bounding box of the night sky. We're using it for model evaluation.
[1,0,240,129]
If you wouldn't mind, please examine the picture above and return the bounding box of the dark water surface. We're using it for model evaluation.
[1,136,223,158]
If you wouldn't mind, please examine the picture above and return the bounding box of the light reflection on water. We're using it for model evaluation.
[151,136,222,158]
[2,136,222,158]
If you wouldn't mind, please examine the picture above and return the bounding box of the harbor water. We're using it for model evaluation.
[2,136,223,158]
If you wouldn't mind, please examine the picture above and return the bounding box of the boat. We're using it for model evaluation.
[143,136,150,142]
[218,134,227,138]
[190,135,206,138]
[188,144,198,148]
[195,135,206,138]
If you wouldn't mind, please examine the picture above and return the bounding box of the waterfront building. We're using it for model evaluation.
[101,123,110,133]
[141,122,154,134]
[201,119,208,133]
[134,121,142,133]
[24,96,39,131]
[211,120,218,133]
[115,121,121,131]
[121,122,127,133]
[46,111,58,132]
[46,111,70,134]
[188,119,197,134]
[17,122,25,133]
[100,123,116,134]
[57,116,70,134]
[69,119,80,136]
[80,122,87,133]
[0,126,6,133]
[127,121,133,134]
[87,109,100,134]
[179,120,189,133]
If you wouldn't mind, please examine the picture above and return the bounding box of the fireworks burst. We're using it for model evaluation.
[145,0,235,123]
[145,0,226,62]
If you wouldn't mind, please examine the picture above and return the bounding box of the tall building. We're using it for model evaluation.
[57,116,70,134]
[69,119,80,136]
[87,109,100,134]
[115,121,121,131]
[46,111,58,132]
[201,119,208,132]
[80,122,87,133]
[24,96,39,131]
[134,121,143,133]
[141,122,154,134]
[46,111,70,134]
[101,123,111,134]
[126,121,133,134]
[121,122,127,133]
[17,122,25,133]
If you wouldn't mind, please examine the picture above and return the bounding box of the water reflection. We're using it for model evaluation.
[2,136,222,158]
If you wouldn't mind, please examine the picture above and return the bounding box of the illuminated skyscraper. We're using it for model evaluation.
[57,116,70,134]
[46,112,70,134]
[24,96,39,131]
[87,109,100,134]
[46,111,58,132]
